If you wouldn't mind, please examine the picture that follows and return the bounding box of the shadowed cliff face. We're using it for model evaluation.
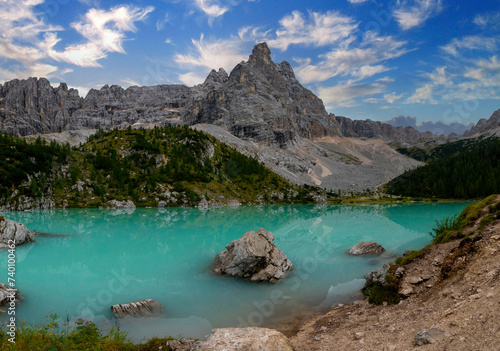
[0,78,82,136]
[181,43,341,146]
[0,78,190,136]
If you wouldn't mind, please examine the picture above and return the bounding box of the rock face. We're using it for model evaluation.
[347,241,385,255]
[0,217,34,248]
[213,228,293,282]
[110,299,163,318]
[196,327,294,351]
[0,78,189,136]
[0,78,82,136]
[335,115,435,144]
[182,43,340,146]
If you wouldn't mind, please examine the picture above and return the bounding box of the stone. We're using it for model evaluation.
[414,325,448,346]
[110,299,163,318]
[0,217,34,248]
[347,241,385,255]
[0,283,19,305]
[364,264,390,288]
[212,228,293,282]
[407,276,423,284]
[196,327,294,351]
[107,200,136,209]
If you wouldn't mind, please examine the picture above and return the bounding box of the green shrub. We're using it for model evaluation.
[363,283,401,305]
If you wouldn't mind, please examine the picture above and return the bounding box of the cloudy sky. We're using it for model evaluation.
[1,0,499,125]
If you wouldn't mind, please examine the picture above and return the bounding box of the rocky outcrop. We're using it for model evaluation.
[464,109,500,137]
[110,299,163,318]
[195,327,294,351]
[0,196,55,212]
[181,43,341,146]
[0,217,34,248]
[213,228,293,282]
[347,241,385,255]
[334,115,435,144]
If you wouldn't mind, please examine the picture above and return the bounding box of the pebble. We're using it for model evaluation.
[314,335,322,341]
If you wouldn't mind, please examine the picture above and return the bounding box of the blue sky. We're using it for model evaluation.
[1,0,499,126]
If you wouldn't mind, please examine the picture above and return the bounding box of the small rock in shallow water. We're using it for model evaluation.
[347,242,385,255]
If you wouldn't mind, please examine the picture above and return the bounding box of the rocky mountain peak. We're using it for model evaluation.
[248,42,273,66]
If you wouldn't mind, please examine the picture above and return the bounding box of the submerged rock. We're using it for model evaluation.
[197,327,294,351]
[110,299,163,318]
[0,217,34,248]
[347,241,385,255]
[213,228,293,282]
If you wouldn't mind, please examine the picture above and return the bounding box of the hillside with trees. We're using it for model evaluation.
[387,137,500,198]
[0,126,328,210]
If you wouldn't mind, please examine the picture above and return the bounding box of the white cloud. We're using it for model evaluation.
[0,63,59,83]
[393,0,443,30]
[473,12,500,29]
[178,72,207,86]
[295,32,408,84]
[318,81,385,108]
[156,12,169,31]
[406,67,447,104]
[42,5,154,67]
[441,36,497,56]
[241,10,357,52]
[194,0,228,24]
[384,92,403,103]
[348,0,370,3]
[174,34,247,71]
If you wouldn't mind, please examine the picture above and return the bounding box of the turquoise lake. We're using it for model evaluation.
[0,202,469,341]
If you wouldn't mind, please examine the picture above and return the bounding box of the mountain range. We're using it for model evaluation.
[1,43,499,192]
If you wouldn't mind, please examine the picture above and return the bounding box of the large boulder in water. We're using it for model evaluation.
[110,299,163,318]
[347,241,385,255]
[212,228,293,282]
[196,327,294,351]
[0,216,34,248]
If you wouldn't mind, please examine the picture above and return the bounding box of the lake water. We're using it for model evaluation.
[0,202,469,341]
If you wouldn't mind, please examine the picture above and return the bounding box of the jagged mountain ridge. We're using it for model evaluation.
[334,115,435,144]
[0,42,435,147]
[0,43,428,191]
[464,109,500,137]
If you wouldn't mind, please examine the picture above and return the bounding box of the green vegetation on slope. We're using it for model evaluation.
[387,137,500,198]
[1,126,326,209]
